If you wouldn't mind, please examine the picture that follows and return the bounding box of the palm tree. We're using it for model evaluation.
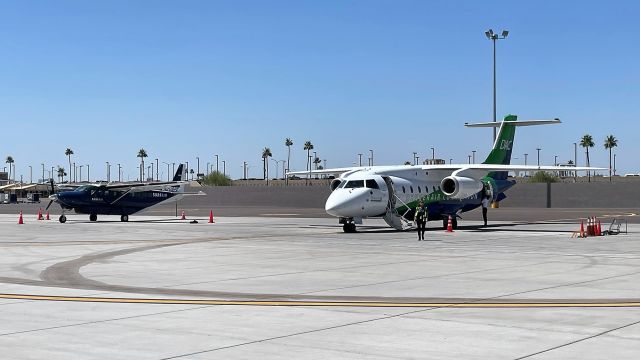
[285,138,293,183]
[303,140,313,183]
[580,134,594,182]
[604,135,618,181]
[313,157,321,179]
[5,156,14,182]
[262,147,272,184]
[64,148,74,182]
[57,166,66,183]
[189,168,195,181]
[137,148,148,181]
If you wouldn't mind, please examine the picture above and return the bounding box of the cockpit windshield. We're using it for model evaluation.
[74,185,98,193]
[343,180,365,188]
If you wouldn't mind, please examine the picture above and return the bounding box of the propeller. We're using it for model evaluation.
[45,179,56,211]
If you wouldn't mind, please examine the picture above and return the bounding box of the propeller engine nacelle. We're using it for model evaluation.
[441,176,484,199]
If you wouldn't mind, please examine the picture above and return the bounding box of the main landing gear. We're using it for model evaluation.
[120,215,129,222]
[59,214,67,223]
[89,214,97,222]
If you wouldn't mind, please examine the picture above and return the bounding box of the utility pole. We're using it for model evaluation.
[358,153,363,166]
[430,147,435,160]
[536,148,541,167]
[472,150,476,164]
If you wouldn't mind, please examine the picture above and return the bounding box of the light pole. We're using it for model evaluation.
[151,162,154,181]
[86,164,90,182]
[243,161,247,180]
[472,150,476,164]
[554,155,558,166]
[206,162,210,175]
[369,149,373,166]
[222,160,226,177]
[271,158,279,180]
[536,148,541,167]
[573,142,578,180]
[41,163,45,182]
[524,153,528,165]
[413,152,417,165]
[430,147,435,160]
[117,164,121,182]
[163,162,170,181]
[485,28,509,142]
[358,153,363,166]
[79,165,83,182]
[313,152,317,170]
[106,162,110,182]
[215,154,219,173]
[155,158,159,181]
[468,155,472,164]
[613,154,617,176]
[28,165,32,183]
[196,157,200,178]
[449,158,453,164]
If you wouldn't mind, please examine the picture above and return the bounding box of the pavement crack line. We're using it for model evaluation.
[0,305,212,337]
[513,318,640,360]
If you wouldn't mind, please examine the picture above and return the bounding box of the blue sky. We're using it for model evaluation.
[1,0,638,181]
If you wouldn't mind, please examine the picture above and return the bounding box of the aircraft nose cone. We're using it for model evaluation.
[325,190,361,217]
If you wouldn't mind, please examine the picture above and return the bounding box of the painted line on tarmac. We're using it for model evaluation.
[2,293,640,308]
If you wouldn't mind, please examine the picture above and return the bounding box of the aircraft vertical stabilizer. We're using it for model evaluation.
[172,164,186,182]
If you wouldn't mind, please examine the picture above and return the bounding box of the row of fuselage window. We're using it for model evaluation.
[342,179,432,195]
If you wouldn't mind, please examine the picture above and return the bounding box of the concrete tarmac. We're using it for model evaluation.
[1,213,639,359]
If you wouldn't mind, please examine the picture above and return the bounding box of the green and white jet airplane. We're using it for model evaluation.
[288,115,601,232]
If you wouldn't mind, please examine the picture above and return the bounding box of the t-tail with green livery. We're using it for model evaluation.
[287,115,602,233]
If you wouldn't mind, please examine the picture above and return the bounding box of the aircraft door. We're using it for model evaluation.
[382,176,396,211]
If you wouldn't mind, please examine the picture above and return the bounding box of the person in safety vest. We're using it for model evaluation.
[414,201,427,241]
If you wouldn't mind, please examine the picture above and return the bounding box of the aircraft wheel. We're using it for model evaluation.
[343,223,356,233]
[59,215,67,223]
[120,215,129,222]
[89,214,97,222]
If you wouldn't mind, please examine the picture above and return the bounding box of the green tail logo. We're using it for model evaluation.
[483,114,517,166]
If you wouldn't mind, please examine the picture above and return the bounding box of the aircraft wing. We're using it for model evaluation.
[374,164,604,178]
[101,181,187,191]
[286,167,362,176]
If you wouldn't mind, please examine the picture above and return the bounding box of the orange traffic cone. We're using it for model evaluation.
[18,211,24,224]
[46,211,50,220]
[37,208,43,220]
[579,220,585,238]
[445,215,453,233]
[208,210,215,223]
[587,217,592,236]
[181,210,186,220]
[597,220,602,236]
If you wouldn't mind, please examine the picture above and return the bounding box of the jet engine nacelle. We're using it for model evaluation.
[330,178,343,191]
[441,176,484,199]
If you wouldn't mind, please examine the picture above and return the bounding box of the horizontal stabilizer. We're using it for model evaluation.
[465,119,561,128]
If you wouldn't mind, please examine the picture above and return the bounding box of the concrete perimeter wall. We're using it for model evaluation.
[192,181,640,209]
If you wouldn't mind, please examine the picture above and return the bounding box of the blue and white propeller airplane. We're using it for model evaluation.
[47,164,203,223]
[288,115,601,232]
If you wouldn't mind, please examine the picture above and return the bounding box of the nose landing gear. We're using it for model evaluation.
[120,215,129,222]
[342,223,357,233]
[59,214,67,223]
